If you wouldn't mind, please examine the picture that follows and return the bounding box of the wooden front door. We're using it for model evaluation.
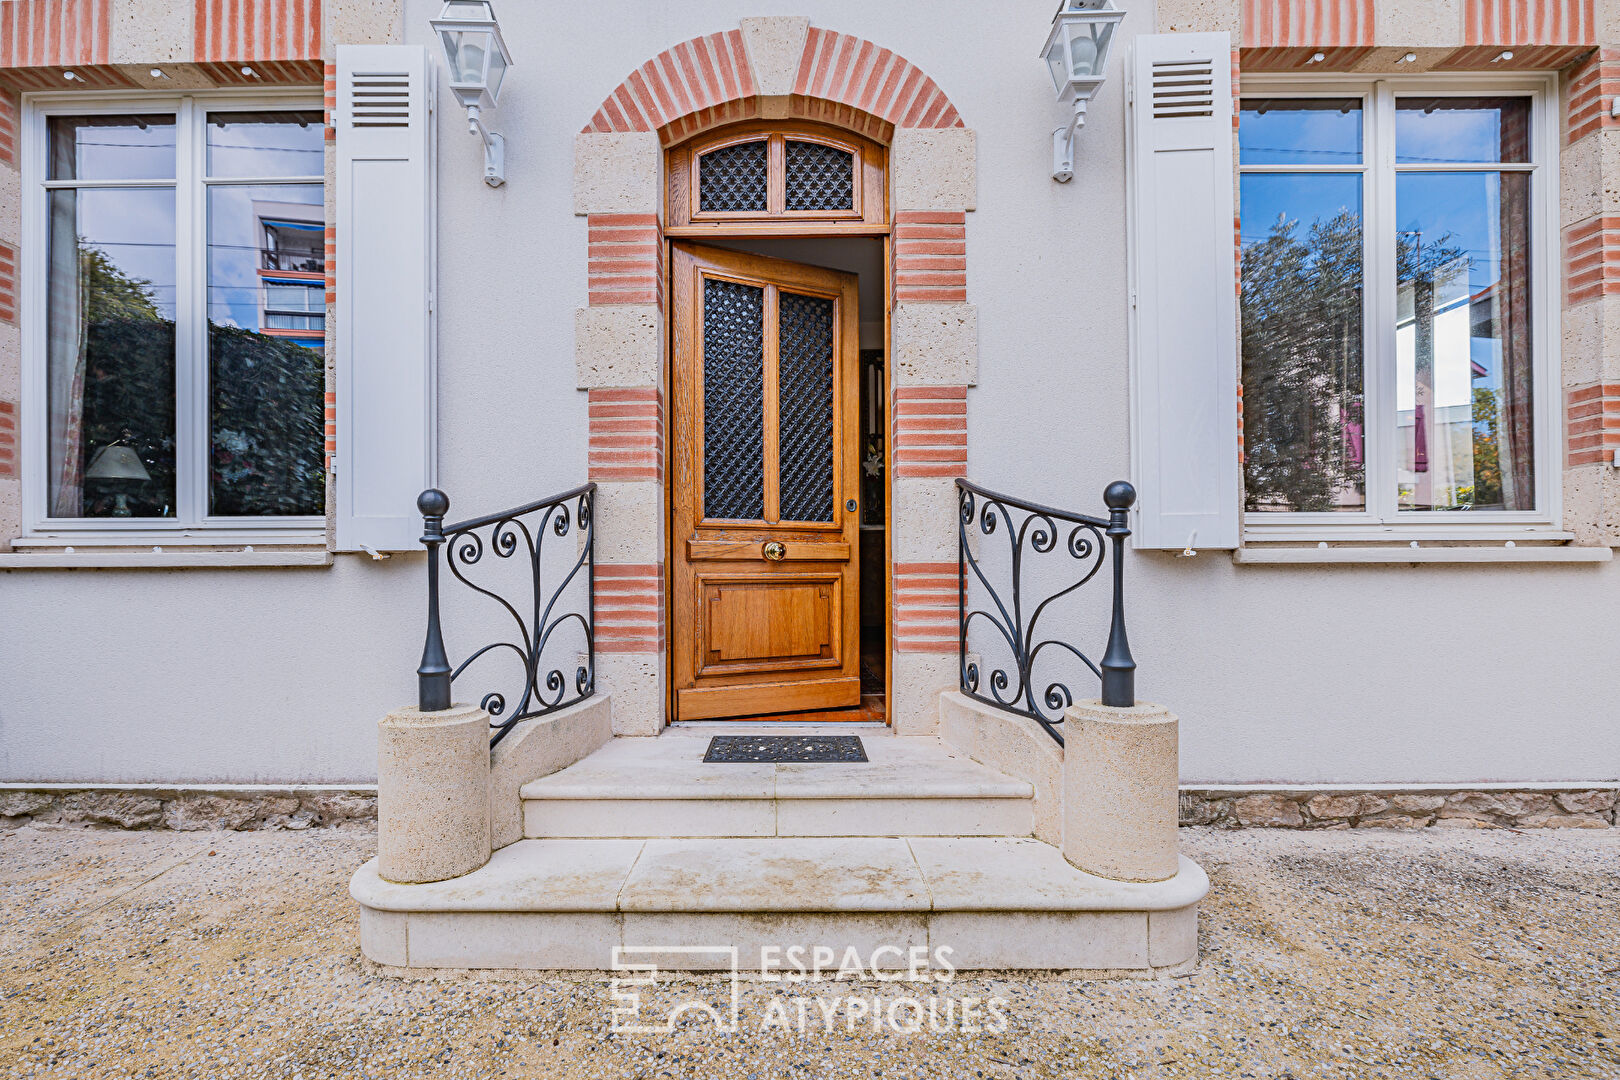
[670,243,862,721]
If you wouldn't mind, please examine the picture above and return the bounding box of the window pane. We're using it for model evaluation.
[48,115,175,180]
[47,188,177,518]
[784,141,854,212]
[206,110,326,178]
[1239,173,1366,512]
[1395,172,1534,512]
[699,141,768,213]
[702,277,765,521]
[1396,97,1531,164]
[207,184,326,517]
[777,291,836,522]
[1239,98,1362,166]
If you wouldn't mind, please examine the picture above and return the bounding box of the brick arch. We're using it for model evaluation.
[581,25,963,144]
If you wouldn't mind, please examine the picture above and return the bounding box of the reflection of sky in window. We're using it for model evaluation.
[73,187,176,317]
[206,111,325,178]
[208,184,323,331]
[49,115,175,180]
[1240,173,1361,257]
[1239,99,1361,165]
[1395,100,1528,163]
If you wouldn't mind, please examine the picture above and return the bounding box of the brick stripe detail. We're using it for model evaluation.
[1241,0,1374,47]
[0,0,111,67]
[0,240,15,324]
[659,96,763,147]
[894,211,966,303]
[893,561,958,653]
[1461,0,1594,45]
[596,563,664,653]
[793,28,962,129]
[1240,46,1373,71]
[1565,48,1620,144]
[194,0,323,63]
[192,59,324,83]
[589,387,662,483]
[584,26,960,136]
[1569,384,1620,466]
[588,213,662,307]
[0,91,16,167]
[583,29,756,134]
[893,387,966,479]
[1564,216,1620,308]
[1434,44,1593,69]
[0,399,15,479]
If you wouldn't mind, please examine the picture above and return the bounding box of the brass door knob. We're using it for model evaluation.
[762,541,786,561]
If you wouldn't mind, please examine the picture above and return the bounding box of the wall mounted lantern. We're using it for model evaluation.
[1042,0,1125,182]
[430,0,513,187]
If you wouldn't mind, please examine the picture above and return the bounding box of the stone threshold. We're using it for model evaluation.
[350,836,1207,972]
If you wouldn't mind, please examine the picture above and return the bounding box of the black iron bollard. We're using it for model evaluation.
[1099,480,1137,708]
[417,489,453,712]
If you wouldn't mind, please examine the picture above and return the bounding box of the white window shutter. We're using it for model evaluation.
[1127,32,1240,550]
[335,45,437,551]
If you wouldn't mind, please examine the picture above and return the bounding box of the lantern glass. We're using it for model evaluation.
[1069,25,1101,77]
[485,41,507,99]
[1045,30,1069,93]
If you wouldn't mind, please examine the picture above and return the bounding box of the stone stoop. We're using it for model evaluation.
[519,732,1037,839]
[349,835,1207,972]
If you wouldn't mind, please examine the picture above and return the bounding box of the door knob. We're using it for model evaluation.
[763,541,786,561]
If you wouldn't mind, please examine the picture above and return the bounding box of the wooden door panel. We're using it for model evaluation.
[686,539,851,561]
[676,676,862,722]
[670,242,861,721]
[697,574,843,675]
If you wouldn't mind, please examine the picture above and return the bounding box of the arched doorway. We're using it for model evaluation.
[573,18,976,736]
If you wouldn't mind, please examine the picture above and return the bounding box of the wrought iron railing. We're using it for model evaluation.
[415,483,597,747]
[956,478,1136,746]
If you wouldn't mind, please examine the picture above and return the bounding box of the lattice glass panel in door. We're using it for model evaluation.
[777,292,836,522]
[701,278,766,520]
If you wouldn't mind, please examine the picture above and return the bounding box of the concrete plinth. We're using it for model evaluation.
[1062,700,1180,883]
[377,705,492,884]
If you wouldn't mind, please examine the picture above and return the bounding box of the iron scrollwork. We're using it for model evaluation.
[416,483,597,747]
[956,478,1137,746]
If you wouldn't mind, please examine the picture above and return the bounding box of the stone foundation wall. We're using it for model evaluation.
[6,784,1616,832]
[1181,789,1619,830]
[0,788,376,832]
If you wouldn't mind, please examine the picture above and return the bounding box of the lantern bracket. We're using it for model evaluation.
[467,104,506,188]
[1052,98,1088,183]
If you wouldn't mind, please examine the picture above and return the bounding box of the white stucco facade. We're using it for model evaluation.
[0,0,1617,788]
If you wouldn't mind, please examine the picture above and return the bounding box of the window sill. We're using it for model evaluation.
[1232,544,1612,565]
[0,547,332,569]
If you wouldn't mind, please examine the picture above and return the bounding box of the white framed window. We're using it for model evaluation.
[1238,74,1561,542]
[19,90,326,538]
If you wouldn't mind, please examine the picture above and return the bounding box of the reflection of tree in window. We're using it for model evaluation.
[75,246,175,518]
[1240,209,1366,512]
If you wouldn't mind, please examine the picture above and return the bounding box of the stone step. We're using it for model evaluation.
[518,734,1036,838]
[350,836,1207,972]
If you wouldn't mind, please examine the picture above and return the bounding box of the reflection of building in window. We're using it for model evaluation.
[253,199,324,353]
[1396,252,1505,509]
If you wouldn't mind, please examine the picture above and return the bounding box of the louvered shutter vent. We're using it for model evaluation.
[335,45,438,552]
[348,70,412,127]
[1149,58,1215,118]
[1127,33,1240,550]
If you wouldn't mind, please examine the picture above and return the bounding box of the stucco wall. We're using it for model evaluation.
[0,0,1617,784]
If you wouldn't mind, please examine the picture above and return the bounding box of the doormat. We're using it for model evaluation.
[703,735,868,763]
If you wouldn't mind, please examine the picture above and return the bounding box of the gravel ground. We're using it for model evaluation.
[1,826,1617,1079]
